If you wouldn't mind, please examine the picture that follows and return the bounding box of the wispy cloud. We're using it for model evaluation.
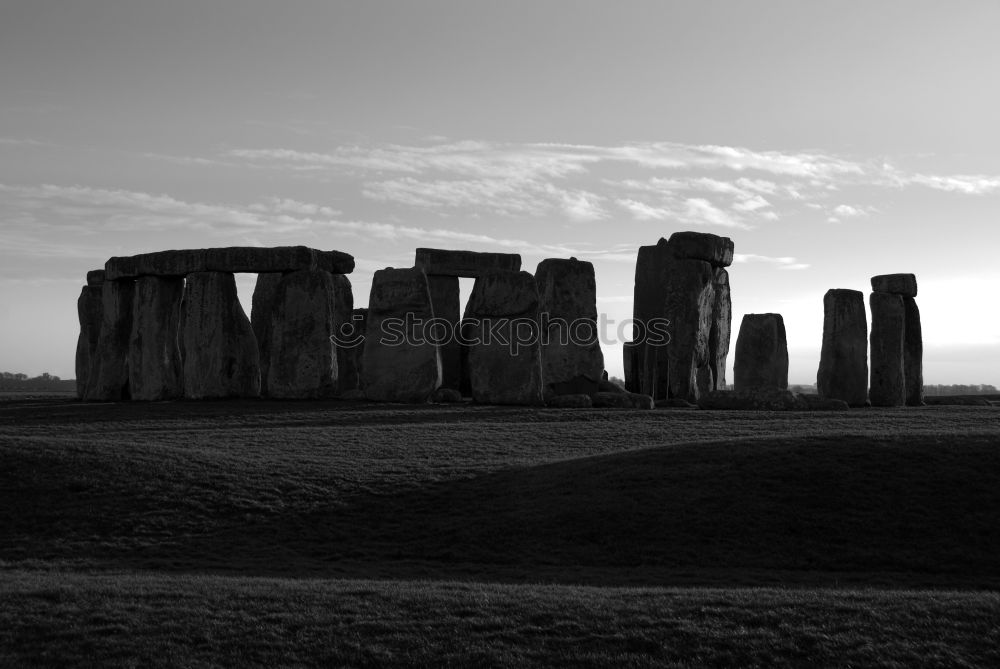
[734,253,810,270]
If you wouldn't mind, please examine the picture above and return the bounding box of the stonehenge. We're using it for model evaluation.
[817,289,868,406]
[73,239,930,412]
[870,273,923,406]
[734,313,789,391]
[626,232,733,402]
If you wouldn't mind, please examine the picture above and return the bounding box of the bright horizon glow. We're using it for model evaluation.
[1,1,998,384]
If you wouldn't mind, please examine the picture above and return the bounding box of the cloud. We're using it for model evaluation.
[907,174,1000,194]
[733,253,810,270]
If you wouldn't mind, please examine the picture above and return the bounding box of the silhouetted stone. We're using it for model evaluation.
[535,257,605,400]
[869,292,906,407]
[266,269,338,399]
[903,296,924,406]
[667,231,735,267]
[871,273,917,297]
[414,248,521,277]
[699,388,805,411]
[704,267,731,394]
[734,313,788,390]
[86,270,106,287]
[363,267,441,403]
[798,394,851,411]
[105,246,354,280]
[329,274,359,394]
[547,393,593,408]
[181,272,260,399]
[75,285,103,399]
[346,308,368,390]
[426,274,462,390]
[464,270,544,405]
[592,391,654,409]
[622,341,641,393]
[128,276,184,401]
[817,289,868,406]
[85,279,135,401]
[250,273,282,396]
[597,378,627,394]
[432,388,463,403]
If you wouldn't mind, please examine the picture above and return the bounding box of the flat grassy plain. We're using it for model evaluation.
[2,397,999,666]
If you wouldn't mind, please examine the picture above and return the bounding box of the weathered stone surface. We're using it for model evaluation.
[432,388,463,403]
[798,394,851,411]
[547,393,593,408]
[85,279,135,401]
[414,248,521,277]
[75,285,103,399]
[903,296,924,406]
[655,398,698,409]
[597,378,627,394]
[250,273,283,396]
[869,292,906,407]
[86,270,106,287]
[329,274,358,394]
[128,276,184,401]
[426,275,462,390]
[105,246,354,279]
[628,237,721,403]
[667,231,735,267]
[593,391,654,409]
[464,270,544,405]
[817,289,868,406]
[266,269,338,399]
[362,267,441,403]
[704,267,731,394]
[871,273,917,297]
[734,313,788,390]
[535,257,605,400]
[181,272,260,399]
[346,308,368,390]
[699,388,806,411]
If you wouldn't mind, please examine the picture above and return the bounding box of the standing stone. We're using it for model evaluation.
[817,289,868,406]
[266,269,338,399]
[250,273,283,397]
[734,313,788,390]
[705,267,732,393]
[345,308,368,391]
[534,258,604,398]
[330,274,359,394]
[128,276,184,401]
[85,279,135,401]
[465,270,544,405]
[181,272,260,399]
[903,297,924,406]
[426,275,462,391]
[362,268,441,403]
[75,284,104,399]
[664,257,716,402]
[869,292,906,407]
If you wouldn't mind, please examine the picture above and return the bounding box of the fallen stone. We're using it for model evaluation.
[535,257,605,400]
[655,398,698,409]
[85,279,135,401]
[432,387,463,403]
[667,231,735,267]
[414,248,521,277]
[547,393,593,408]
[362,267,441,403]
[86,270,106,287]
[699,388,806,411]
[597,378,627,394]
[464,270,544,405]
[128,276,184,401]
[75,285,103,399]
[593,391,654,409]
[250,273,283,396]
[798,394,851,411]
[266,269,338,399]
[817,289,868,406]
[181,272,261,399]
[734,313,788,391]
[903,296,924,406]
[869,292,906,407]
[871,273,917,297]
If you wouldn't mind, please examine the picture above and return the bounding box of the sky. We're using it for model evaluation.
[2,0,999,384]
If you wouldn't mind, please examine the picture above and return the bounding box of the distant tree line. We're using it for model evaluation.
[0,372,76,391]
[923,384,998,396]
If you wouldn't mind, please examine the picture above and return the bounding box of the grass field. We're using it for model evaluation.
[2,397,999,665]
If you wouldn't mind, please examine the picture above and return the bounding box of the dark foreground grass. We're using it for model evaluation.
[2,400,1000,586]
[2,570,999,668]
